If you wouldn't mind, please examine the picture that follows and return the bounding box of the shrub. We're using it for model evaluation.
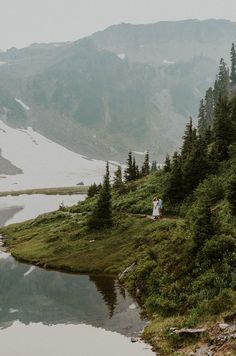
[226,172,236,215]
[202,234,236,263]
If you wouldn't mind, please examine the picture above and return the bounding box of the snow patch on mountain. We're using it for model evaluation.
[0,120,114,191]
[15,99,30,111]
[117,53,126,60]
[163,59,175,65]
[133,151,146,156]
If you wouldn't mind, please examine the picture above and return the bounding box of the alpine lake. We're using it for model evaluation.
[0,193,155,356]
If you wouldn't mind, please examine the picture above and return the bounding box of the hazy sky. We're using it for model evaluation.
[1,0,236,50]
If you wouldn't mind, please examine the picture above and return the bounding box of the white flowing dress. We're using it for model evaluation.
[152,200,160,217]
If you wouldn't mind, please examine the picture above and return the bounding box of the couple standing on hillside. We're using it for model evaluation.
[152,197,163,220]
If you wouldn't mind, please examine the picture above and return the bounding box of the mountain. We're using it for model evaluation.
[0,19,235,161]
[91,19,236,65]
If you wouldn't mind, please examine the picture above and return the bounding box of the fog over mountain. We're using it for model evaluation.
[0,19,235,161]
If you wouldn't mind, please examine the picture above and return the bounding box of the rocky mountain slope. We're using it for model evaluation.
[0,19,235,161]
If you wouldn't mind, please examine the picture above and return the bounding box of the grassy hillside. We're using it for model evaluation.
[2,162,236,354]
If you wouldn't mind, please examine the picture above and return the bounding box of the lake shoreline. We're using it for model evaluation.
[1,236,155,353]
[0,222,155,355]
[0,248,154,356]
[0,209,157,353]
[2,207,235,355]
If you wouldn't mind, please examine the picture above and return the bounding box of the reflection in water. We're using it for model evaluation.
[0,197,154,355]
[0,252,146,336]
[89,275,118,318]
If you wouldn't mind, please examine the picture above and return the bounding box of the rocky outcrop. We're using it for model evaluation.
[188,313,236,355]
[171,328,207,336]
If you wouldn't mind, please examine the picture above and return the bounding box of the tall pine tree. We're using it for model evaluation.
[182,136,209,196]
[124,151,134,182]
[163,152,183,204]
[164,154,171,172]
[205,87,214,127]
[230,43,236,85]
[88,162,112,229]
[132,155,139,180]
[141,151,150,177]
[87,183,99,198]
[197,99,206,136]
[151,160,157,172]
[113,165,125,194]
[212,95,233,162]
[214,58,229,103]
[181,118,197,160]
[229,94,236,142]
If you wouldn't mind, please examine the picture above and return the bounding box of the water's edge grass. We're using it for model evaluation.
[1,168,236,355]
[0,186,88,196]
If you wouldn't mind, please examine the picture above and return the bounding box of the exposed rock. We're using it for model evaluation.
[190,344,213,355]
[131,337,139,343]
[219,323,230,330]
[188,317,236,355]
[173,328,207,335]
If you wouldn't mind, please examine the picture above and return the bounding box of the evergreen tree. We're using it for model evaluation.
[197,99,206,135]
[182,136,209,196]
[214,58,229,102]
[212,95,233,162]
[164,155,171,172]
[163,152,183,204]
[113,165,125,193]
[135,162,140,179]
[230,43,236,84]
[204,87,214,127]
[88,162,112,229]
[87,183,99,198]
[151,160,157,172]
[132,155,139,180]
[227,172,236,215]
[97,183,102,191]
[229,94,236,142]
[192,198,215,249]
[203,126,212,145]
[141,151,150,177]
[124,151,134,182]
[181,118,197,160]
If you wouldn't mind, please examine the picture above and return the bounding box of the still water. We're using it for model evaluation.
[0,195,155,356]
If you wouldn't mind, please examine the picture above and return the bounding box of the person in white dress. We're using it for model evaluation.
[152,197,160,220]
[158,198,163,217]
